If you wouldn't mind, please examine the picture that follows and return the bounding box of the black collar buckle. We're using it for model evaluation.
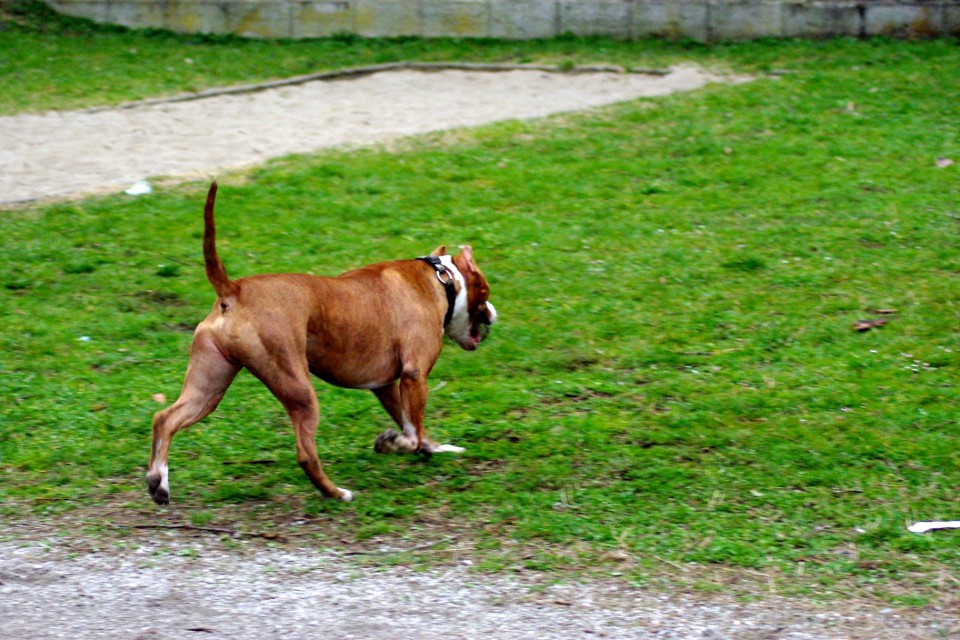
[416,256,458,328]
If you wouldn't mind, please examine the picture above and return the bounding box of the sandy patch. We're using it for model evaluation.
[0,65,742,206]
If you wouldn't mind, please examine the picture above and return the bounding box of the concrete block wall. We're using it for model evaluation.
[44,1,960,41]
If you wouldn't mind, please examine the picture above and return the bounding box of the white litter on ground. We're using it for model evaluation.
[124,179,152,195]
[908,520,960,534]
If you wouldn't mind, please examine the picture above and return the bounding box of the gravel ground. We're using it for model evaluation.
[0,534,956,640]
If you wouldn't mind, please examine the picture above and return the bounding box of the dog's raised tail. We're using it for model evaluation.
[203,181,239,301]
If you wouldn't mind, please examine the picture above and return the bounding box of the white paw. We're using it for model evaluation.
[432,444,466,453]
[337,488,354,502]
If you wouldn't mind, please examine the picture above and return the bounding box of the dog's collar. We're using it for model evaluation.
[416,255,459,328]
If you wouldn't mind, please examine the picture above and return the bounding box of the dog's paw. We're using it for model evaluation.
[374,429,400,453]
[146,472,170,506]
[152,487,170,506]
[374,429,415,454]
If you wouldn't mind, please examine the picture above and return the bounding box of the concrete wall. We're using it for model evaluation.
[44,1,960,41]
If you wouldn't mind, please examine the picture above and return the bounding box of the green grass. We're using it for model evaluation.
[1,5,959,603]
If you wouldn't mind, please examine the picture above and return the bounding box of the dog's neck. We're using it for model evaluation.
[436,256,468,332]
[417,255,468,330]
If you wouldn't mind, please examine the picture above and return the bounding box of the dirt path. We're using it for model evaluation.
[1,535,954,640]
[0,64,741,206]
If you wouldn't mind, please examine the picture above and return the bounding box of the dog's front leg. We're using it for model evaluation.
[372,383,418,454]
[399,370,429,453]
[372,372,464,455]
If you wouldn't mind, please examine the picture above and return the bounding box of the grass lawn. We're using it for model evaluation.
[1,1,959,605]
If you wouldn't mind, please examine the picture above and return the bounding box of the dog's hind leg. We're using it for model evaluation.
[147,331,240,506]
[250,360,354,502]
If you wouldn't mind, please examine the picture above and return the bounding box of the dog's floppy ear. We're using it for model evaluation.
[431,245,448,256]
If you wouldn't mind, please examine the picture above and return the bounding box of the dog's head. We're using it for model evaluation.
[432,245,497,351]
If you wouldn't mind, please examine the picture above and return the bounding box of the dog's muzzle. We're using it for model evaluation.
[477,319,491,342]
[477,301,497,342]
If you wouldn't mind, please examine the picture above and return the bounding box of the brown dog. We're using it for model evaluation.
[146,182,497,504]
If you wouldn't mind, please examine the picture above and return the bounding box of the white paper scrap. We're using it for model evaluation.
[907,521,960,534]
[124,180,152,196]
